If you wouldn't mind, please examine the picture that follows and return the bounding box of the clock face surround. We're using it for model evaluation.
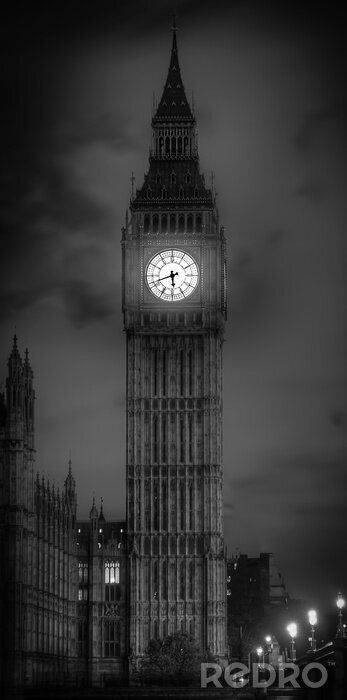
[146,249,199,302]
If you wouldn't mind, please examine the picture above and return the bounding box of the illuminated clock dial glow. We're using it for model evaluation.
[146,249,199,301]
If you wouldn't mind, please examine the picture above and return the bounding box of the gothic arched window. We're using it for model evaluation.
[162,481,167,530]
[104,560,120,602]
[162,561,168,599]
[189,561,194,599]
[153,415,158,463]
[153,481,159,530]
[161,214,168,232]
[153,214,159,233]
[78,562,88,601]
[153,561,158,598]
[104,620,120,658]
[144,214,150,234]
[180,560,185,599]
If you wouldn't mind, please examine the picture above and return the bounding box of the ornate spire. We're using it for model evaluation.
[64,458,75,491]
[23,347,34,380]
[153,22,194,123]
[8,334,22,370]
[99,497,105,522]
[89,495,98,519]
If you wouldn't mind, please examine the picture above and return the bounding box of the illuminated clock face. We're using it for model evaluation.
[146,249,199,301]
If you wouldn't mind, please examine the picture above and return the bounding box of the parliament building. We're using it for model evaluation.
[0,26,229,691]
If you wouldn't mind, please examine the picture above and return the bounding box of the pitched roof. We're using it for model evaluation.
[153,26,194,122]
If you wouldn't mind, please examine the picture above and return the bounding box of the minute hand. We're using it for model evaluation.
[160,271,179,285]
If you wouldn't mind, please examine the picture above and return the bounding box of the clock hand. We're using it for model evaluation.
[159,271,179,285]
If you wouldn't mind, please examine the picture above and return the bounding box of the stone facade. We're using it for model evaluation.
[0,338,129,692]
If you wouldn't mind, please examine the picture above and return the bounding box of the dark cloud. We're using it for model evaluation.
[230,228,286,335]
[54,113,143,154]
[0,156,114,324]
[293,502,347,517]
[294,181,325,202]
[330,409,346,429]
[294,103,347,152]
[63,279,117,326]
[232,453,347,490]
[224,501,234,514]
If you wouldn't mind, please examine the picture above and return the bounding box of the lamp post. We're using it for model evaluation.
[265,635,272,648]
[336,593,345,637]
[308,610,317,651]
[286,623,297,661]
[265,635,272,663]
[256,646,264,667]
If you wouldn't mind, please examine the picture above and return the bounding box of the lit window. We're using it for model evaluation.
[105,561,120,602]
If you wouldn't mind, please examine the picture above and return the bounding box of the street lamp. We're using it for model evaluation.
[265,635,272,662]
[336,593,345,637]
[256,646,264,666]
[286,623,297,661]
[308,610,317,651]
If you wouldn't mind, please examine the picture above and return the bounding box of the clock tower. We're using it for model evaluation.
[122,25,227,666]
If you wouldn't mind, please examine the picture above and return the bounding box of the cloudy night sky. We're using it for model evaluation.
[1,1,346,615]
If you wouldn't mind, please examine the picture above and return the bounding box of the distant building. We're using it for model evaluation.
[226,553,288,659]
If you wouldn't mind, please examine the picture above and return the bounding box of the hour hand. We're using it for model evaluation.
[160,271,178,286]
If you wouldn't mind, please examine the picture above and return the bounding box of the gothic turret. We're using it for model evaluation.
[22,348,35,448]
[64,458,77,523]
[89,495,98,535]
[6,335,23,422]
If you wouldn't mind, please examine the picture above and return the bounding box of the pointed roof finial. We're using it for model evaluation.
[153,15,194,123]
[172,10,177,34]
[8,333,22,366]
[89,494,98,519]
[99,496,105,522]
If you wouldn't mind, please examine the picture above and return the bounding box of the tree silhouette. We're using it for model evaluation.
[137,632,214,686]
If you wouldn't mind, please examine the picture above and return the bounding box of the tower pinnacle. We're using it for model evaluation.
[153,23,194,123]
[8,334,22,370]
